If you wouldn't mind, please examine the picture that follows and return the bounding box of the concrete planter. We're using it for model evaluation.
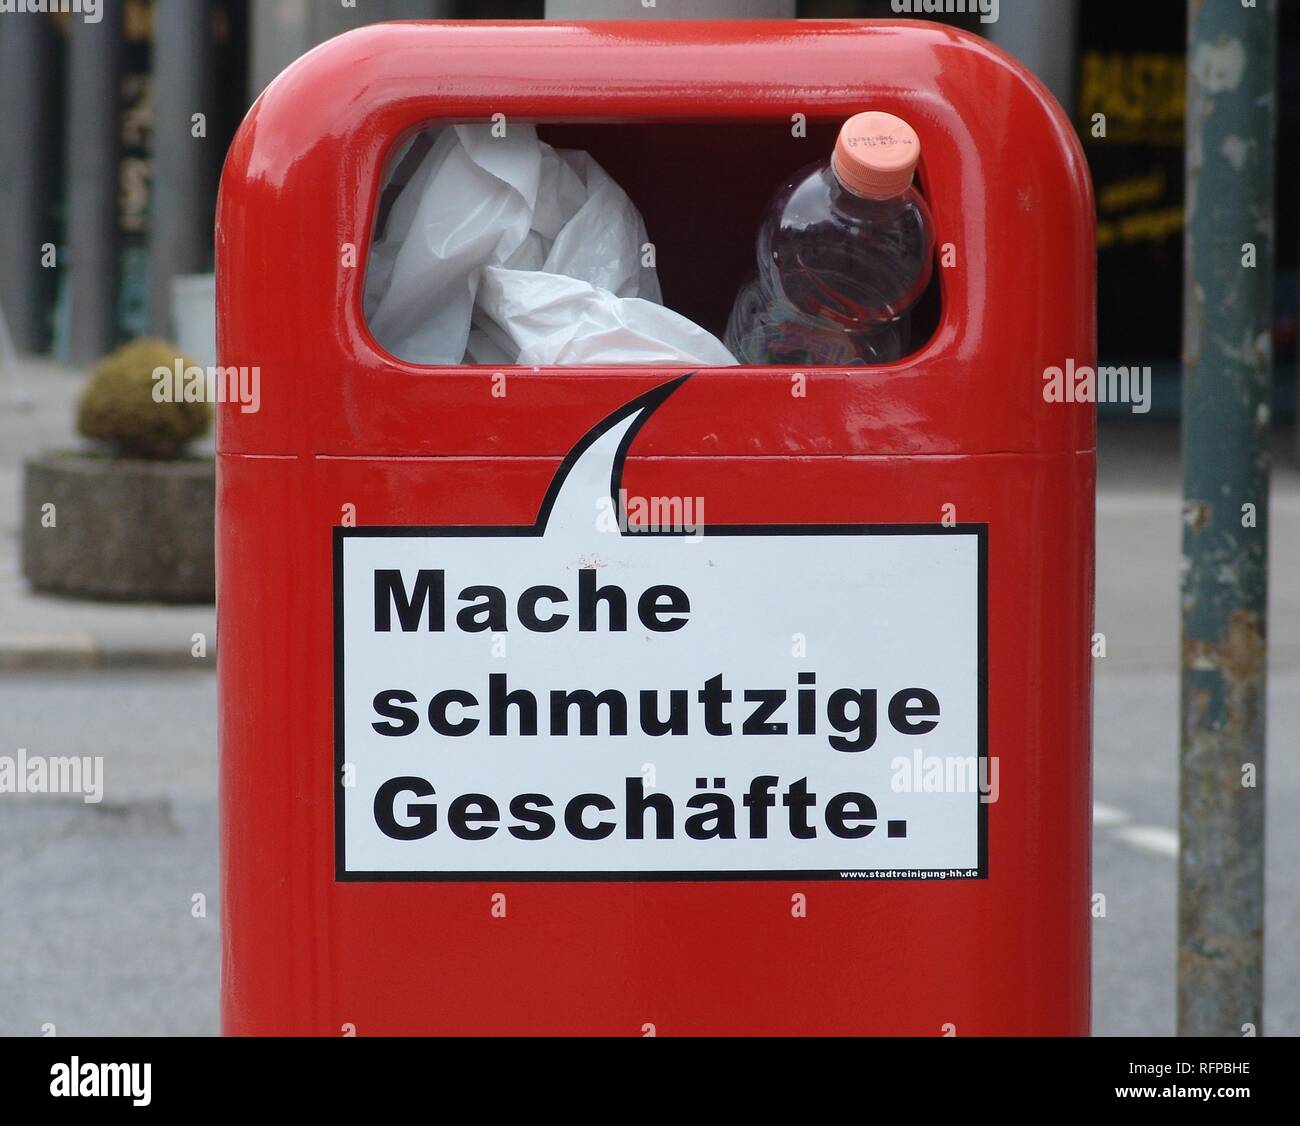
[22,454,215,603]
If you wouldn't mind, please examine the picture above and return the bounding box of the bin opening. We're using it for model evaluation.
[364,121,942,368]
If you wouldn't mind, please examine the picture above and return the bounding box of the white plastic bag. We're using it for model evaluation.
[474,267,737,366]
[364,124,736,366]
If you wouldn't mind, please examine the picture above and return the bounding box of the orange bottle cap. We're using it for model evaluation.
[831,111,921,200]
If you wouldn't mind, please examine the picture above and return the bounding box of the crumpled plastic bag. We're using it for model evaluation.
[364,123,736,367]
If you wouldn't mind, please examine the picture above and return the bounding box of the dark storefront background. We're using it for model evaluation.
[1078,0,1299,418]
[9,0,1299,420]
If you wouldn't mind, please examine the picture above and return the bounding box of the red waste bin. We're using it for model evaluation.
[217,19,1094,1035]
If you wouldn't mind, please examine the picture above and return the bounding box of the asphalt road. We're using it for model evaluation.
[0,670,219,1036]
[0,663,1295,1036]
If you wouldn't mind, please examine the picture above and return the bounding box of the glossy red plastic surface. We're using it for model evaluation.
[217,19,1095,1035]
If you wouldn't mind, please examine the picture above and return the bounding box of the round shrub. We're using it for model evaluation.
[76,339,212,459]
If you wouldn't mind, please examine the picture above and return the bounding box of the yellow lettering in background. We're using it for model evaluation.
[1098,171,1166,214]
[125,0,153,41]
[1097,206,1185,250]
[1078,52,1186,145]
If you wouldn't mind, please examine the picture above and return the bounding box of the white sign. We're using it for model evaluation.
[335,383,986,881]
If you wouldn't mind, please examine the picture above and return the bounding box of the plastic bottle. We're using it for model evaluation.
[725,111,936,366]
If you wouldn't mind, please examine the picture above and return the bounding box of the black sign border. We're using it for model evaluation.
[332,378,989,883]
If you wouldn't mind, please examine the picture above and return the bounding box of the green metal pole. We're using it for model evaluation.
[1178,0,1276,1037]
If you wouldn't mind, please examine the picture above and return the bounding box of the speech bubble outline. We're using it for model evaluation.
[333,377,988,882]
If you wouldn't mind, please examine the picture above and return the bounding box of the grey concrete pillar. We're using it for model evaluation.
[984,0,1080,116]
[66,5,126,364]
[249,0,454,101]
[149,0,217,339]
[546,0,795,16]
[0,14,60,354]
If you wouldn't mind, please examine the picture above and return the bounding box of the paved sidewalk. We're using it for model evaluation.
[0,358,215,669]
[1096,420,1300,669]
